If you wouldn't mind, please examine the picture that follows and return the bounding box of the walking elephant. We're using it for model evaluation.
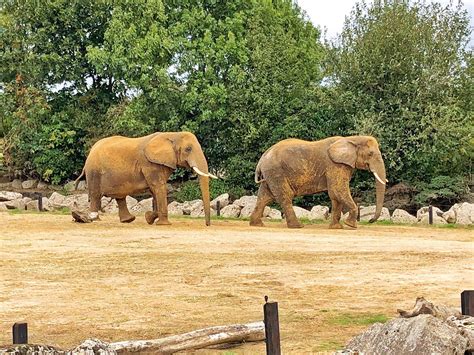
[249,136,387,229]
[75,132,217,225]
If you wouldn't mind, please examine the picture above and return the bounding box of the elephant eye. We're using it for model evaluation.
[185,146,192,153]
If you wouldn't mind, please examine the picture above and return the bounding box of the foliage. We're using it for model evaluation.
[326,0,473,185]
[0,0,472,208]
[413,175,468,206]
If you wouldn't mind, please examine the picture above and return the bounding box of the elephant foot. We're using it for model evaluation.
[287,221,303,229]
[145,211,158,225]
[329,223,343,229]
[344,219,357,229]
[156,219,171,226]
[249,219,265,227]
[120,215,136,223]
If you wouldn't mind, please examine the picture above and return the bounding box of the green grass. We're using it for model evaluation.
[313,340,346,352]
[329,312,389,326]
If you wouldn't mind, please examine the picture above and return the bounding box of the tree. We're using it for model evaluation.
[326,0,473,194]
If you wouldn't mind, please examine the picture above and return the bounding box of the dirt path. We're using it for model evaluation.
[1,213,473,353]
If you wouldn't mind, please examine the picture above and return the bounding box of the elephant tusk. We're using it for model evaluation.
[373,172,386,185]
[193,166,209,177]
[207,172,219,179]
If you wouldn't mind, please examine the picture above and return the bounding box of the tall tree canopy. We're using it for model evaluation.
[325,0,473,191]
[0,0,472,204]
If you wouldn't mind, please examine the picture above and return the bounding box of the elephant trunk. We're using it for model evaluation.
[189,154,211,226]
[198,175,211,226]
[369,159,387,223]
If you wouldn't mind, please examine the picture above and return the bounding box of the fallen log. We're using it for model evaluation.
[0,321,265,354]
[109,321,265,353]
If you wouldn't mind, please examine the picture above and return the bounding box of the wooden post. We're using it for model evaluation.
[461,290,474,316]
[357,205,360,222]
[428,205,433,225]
[37,193,43,212]
[216,200,221,217]
[12,323,28,344]
[264,297,281,355]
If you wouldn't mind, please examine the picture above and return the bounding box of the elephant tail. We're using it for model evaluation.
[254,160,265,184]
[74,168,85,190]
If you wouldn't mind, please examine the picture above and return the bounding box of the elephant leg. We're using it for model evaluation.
[87,172,101,221]
[149,182,171,225]
[250,182,274,227]
[117,198,136,223]
[268,180,302,229]
[145,196,159,225]
[329,198,343,229]
[329,186,357,229]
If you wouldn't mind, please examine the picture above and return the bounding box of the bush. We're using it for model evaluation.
[413,175,468,207]
[174,179,247,203]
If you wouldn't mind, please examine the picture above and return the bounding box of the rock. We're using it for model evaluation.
[292,206,311,219]
[72,194,89,210]
[359,205,391,222]
[126,196,138,209]
[397,297,461,320]
[71,210,92,223]
[5,198,25,210]
[0,202,9,211]
[0,182,12,189]
[76,180,87,191]
[442,208,456,223]
[182,200,202,215]
[448,202,474,225]
[11,179,23,189]
[21,179,38,189]
[419,214,447,225]
[48,192,70,207]
[267,208,282,220]
[0,191,23,201]
[211,193,229,210]
[240,204,270,218]
[310,205,329,220]
[138,197,154,211]
[26,197,53,211]
[37,181,49,190]
[416,206,444,221]
[344,314,470,354]
[63,181,76,192]
[22,196,32,204]
[220,204,241,218]
[101,197,118,213]
[233,195,257,208]
[168,201,184,216]
[391,209,417,224]
[191,206,217,218]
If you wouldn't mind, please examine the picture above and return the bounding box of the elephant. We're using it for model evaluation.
[74,131,217,225]
[249,135,387,229]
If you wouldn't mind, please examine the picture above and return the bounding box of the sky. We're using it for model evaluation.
[297,0,474,41]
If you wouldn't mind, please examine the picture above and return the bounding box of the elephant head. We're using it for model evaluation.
[144,132,216,226]
[328,136,387,222]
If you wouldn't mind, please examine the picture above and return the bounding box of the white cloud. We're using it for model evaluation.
[297,0,474,41]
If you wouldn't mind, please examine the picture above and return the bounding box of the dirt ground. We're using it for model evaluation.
[1,212,473,354]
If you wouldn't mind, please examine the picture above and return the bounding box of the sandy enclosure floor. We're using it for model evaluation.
[0,212,473,353]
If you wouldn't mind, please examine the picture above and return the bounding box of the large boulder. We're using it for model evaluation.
[344,315,471,354]
[72,194,89,210]
[419,214,447,225]
[11,179,23,190]
[0,202,8,211]
[36,181,49,190]
[49,192,72,208]
[4,198,26,210]
[0,191,23,201]
[168,201,184,216]
[266,208,282,220]
[76,180,87,191]
[138,197,154,211]
[22,179,38,189]
[391,209,417,224]
[359,205,391,222]
[292,206,311,220]
[219,204,240,218]
[416,206,444,221]
[233,195,257,208]
[211,193,229,210]
[240,204,269,218]
[444,203,474,225]
[310,205,329,220]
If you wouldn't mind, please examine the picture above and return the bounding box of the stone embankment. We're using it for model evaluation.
[1,188,473,225]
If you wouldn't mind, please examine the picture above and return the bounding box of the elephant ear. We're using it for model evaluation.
[144,135,177,169]
[328,138,357,168]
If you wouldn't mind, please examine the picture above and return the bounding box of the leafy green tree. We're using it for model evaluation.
[326,0,473,193]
